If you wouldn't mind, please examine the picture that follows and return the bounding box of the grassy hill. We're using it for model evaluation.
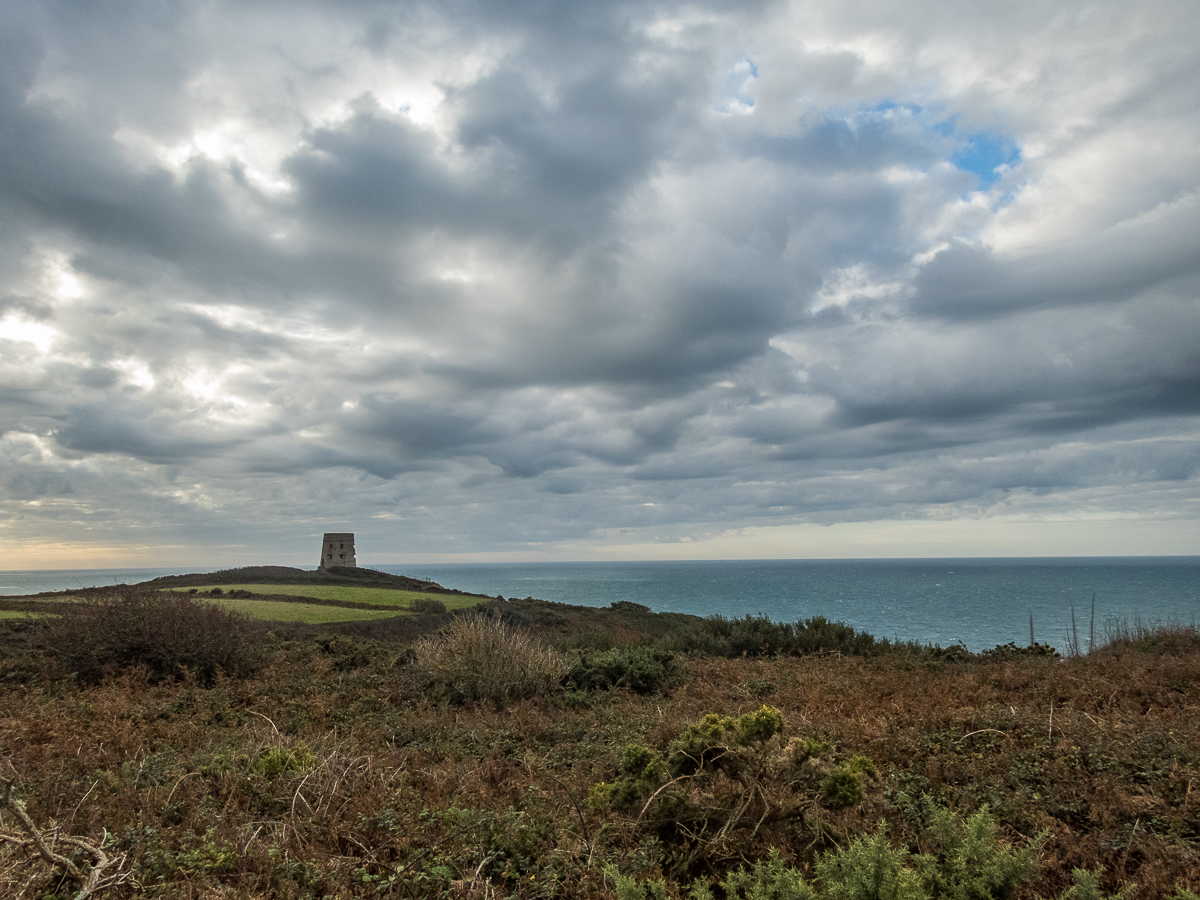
[0,565,494,625]
[143,564,483,596]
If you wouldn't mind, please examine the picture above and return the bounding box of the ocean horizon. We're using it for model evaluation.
[3,556,1197,653]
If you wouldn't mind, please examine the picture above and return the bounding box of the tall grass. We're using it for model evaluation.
[412,614,570,703]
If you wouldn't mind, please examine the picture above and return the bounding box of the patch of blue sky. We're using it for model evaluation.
[932,115,1020,186]
[872,100,923,116]
[721,56,758,113]
[952,132,1021,187]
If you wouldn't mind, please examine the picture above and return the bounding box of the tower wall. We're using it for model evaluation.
[319,533,356,569]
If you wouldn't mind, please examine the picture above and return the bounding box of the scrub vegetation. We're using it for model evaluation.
[0,586,1198,899]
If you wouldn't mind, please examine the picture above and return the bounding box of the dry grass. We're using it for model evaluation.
[0,614,1197,898]
[412,614,571,703]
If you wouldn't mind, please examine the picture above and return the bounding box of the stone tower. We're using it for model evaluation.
[319,533,356,570]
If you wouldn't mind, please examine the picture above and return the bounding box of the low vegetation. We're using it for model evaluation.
[0,585,1198,899]
[412,615,571,704]
[29,587,266,685]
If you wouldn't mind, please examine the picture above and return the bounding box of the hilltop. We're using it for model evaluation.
[142,565,487,597]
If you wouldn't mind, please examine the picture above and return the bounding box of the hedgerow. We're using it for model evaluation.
[31,586,266,685]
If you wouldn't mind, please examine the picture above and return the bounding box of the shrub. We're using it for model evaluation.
[821,768,865,810]
[706,850,818,900]
[568,645,677,694]
[611,600,651,614]
[32,587,266,685]
[980,642,1059,660]
[792,616,879,656]
[1101,619,1200,656]
[409,598,447,614]
[813,825,916,900]
[660,615,892,659]
[254,747,318,779]
[592,706,873,871]
[696,615,797,657]
[615,807,1044,900]
[912,803,1043,899]
[412,615,569,703]
[1055,868,1136,900]
[660,620,738,656]
[589,743,669,810]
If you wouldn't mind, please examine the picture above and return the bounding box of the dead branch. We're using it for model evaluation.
[0,774,128,900]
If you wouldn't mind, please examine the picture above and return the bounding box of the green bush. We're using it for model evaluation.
[612,806,1045,899]
[589,743,669,810]
[254,747,318,779]
[1054,868,1136,900]
[706,850,818,900]
[592,706,872,869]
[660,614,894,659]
[822,768,866,810]
[413,615,569,703]
[912,803,1043,899]
[568,645,677,693]
[814,825,916,900]
[979,642,1059,661]
[659,620,737,656]
[32,587,266,685]
[793,616,880,656]
[409,597,448,615]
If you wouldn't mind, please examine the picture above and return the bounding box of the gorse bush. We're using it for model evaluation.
[615,806,1046,900]
[413,614,570,703]
[793,616,881,656]
[979,642,1059,661]
[592,706,877,872]
[662,615,903,659]
[662,615,797,657]
[567,645,677,693]
[33,587,266,685]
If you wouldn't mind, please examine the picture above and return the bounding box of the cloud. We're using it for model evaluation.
[0,0,1197,564]
[912,197,1200,320]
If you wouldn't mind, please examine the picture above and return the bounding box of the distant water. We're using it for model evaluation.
[4,558,1197,653]
[381,557,1200,652]
[0,568,198,596]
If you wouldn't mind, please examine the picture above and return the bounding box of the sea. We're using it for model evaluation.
[3,557,1197,653]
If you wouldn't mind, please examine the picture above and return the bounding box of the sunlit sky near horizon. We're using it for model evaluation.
[2,0,1198,569]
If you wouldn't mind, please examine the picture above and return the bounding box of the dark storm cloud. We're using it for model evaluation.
[912,204,1200,320]
[55,398,244,463]
[1,0,1198,560]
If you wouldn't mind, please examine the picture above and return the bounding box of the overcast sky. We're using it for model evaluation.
[2,0,1198,568]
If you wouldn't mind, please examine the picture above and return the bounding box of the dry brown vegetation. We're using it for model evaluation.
[0,588,1197,899]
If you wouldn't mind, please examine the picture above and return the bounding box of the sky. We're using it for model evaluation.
[1,0,1198,569]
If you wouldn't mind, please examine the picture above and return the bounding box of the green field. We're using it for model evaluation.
[1,584,483,624]
[1,597,389,624]
[166,583,484,614]
[200,597,407,623]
